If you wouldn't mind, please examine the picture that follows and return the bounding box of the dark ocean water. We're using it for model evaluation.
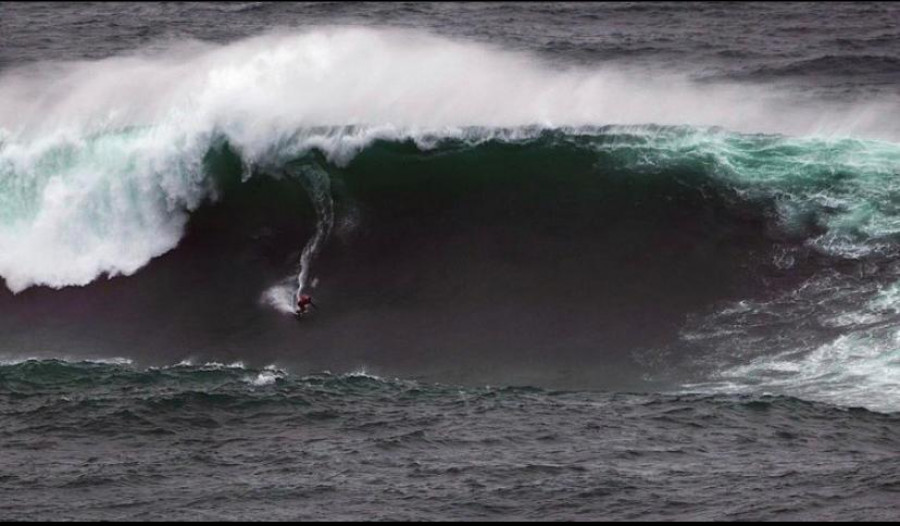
[2,360,898,521]
[1,2,899,521]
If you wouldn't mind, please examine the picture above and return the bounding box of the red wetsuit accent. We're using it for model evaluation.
[297,294,314,314]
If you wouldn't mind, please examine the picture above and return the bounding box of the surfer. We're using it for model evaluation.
[296,293,316,316]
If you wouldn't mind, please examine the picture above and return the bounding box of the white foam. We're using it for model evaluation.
[243,369,284,386]
[262,281,299,315]
[345,368,382,380]
[83,357,135,366]
[715,330,900,413]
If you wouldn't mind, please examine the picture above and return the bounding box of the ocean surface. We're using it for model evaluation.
[1,2,898,520]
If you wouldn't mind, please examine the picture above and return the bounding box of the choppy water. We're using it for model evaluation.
[1,2,899,521]
[1,360,897,521]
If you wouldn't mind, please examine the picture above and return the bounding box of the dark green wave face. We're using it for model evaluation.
[1,126,899,411]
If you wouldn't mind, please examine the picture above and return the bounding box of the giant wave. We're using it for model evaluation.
[1,28,899,412]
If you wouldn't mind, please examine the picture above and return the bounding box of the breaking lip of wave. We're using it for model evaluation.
[2,26,897,140]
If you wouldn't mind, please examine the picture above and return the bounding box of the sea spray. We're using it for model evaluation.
[290,161,334,301]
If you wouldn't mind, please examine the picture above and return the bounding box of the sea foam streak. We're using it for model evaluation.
[1,27,899,293]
